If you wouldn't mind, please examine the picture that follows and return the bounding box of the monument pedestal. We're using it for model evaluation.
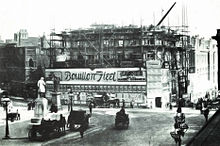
[51,92,62,110]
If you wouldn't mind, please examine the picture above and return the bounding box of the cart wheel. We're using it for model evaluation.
[28,129,36,140]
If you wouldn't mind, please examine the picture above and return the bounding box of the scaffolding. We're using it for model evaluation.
[48,25,188,68]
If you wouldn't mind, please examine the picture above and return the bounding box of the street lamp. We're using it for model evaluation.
[69,93,73,111]
[1,92,11,139]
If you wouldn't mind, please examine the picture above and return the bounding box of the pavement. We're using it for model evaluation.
[0,96,34,126]
[187,109,220,146]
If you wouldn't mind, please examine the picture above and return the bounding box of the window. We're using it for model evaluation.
[133,86,136,91]
[81,85,84,90]
[115,86,119,91]
[118,40,123,47]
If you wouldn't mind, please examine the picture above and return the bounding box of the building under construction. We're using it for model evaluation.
[45,23,193,108]
[49,24,188,70]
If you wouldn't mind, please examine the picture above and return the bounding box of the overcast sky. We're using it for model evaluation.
[0,0,220,40]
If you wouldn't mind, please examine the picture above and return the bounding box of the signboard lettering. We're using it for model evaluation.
[48,70,117,82]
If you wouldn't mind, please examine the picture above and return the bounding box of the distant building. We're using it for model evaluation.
[188,36,218,102]
[0,29,50,97]
[14,29,41,47]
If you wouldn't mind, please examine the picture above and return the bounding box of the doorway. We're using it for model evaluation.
[155,97,162,107]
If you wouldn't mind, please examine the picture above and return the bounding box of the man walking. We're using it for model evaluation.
[203,106,210,122]
[122,99,125,108]
[89,102,93,114]
[79,121,86,138]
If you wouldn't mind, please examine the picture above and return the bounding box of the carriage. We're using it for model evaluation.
[115,109,129,129]
[67,110,90,131]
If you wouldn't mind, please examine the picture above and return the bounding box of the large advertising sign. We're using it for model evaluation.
[45,68,146,83]
[117,70,145,82]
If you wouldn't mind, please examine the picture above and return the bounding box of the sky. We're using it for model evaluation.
[0,0,220,40]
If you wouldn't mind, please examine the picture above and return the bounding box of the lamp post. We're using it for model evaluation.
[67,88,73,112]
[70,93,73,112]
[1,94,11,139]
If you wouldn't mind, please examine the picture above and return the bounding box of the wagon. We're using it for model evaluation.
[67,110,90,131]
[115,112,129,129]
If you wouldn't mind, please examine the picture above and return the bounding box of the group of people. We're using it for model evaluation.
[27,100,36,110]
[171,107,189,145]
[197,94,211,122]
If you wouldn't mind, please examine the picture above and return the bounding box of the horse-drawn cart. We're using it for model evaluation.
[67,110,90,131]
[115,109,129,129]
[28,113,66,140]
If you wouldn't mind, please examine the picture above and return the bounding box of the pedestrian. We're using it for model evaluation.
[27,101,32,110]
[89,102,93,114]
[37,77,46,98]
[169,102,173,110]
[59,114,66,132]
[79,121,86,138]
[116,99,120,108]
[67,88,73,111]
[198,98,203,114]
[203,107,210,122]
[122,99,125,108]
[177,106,182,113]
[30,101,33,110]
[31,100,35,109]
[16,109,20,120]
[50,103,58,113]
[130,100,133,108]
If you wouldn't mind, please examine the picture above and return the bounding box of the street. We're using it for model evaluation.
[0,99,215,146]
[48,108,211,146]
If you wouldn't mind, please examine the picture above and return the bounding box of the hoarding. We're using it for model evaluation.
[45,68,146,83]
